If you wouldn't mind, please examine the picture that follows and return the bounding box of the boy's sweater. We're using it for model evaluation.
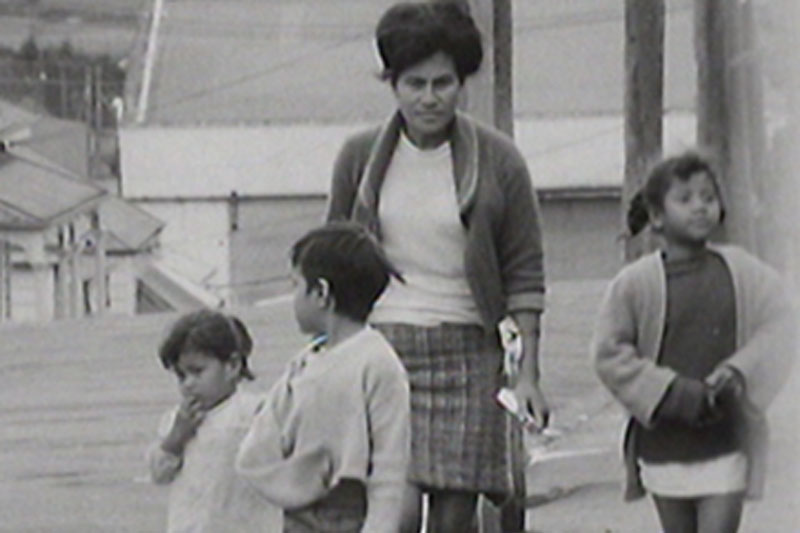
[236,327,410,532]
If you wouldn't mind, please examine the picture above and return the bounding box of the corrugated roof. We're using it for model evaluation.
[0,151,106,230]
[99,195,164,252]
[128,0,695,126]
[0,99,88,177]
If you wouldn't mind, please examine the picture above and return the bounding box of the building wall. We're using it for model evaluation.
[228,195,624,306]
[10,265,54,322]
[134,201,231,300]
[107,256,138,315]
[540,196,623,281]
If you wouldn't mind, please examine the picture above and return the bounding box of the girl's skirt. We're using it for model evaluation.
[639,451,748,498]
[283,480,366,533]
[374,322,523,502]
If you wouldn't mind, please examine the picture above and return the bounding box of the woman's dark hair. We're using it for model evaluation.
[290,221,403,322]
[159,309,255,380]
[375,1,483,84]
[627,151,726,236]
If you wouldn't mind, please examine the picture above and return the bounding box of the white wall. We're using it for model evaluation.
[107,257,137,315]
[136,201,231,300]
[11,266,54,322]
[120,115,697,200]
[120,124,362,198]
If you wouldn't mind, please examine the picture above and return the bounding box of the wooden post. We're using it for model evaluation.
[461,3,522,531]
[68,223,81,318]
[91,211,106,316]
[463,0,495,126]
[623,0,665,261]
[0,240,9,321]
[493,0,513,137]
[54,226,70,319]
[694,0,761,251]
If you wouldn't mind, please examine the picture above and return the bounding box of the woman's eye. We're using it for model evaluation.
[433,77,456,90]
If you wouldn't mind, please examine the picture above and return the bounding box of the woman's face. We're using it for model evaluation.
[393,51,462,149]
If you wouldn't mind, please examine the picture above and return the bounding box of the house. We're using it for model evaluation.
[0,99,174,322]
[120,0,701,305]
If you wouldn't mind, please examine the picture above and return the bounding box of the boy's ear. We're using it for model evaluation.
[225,353,243,379]
[648,206,664,232]
[316,278,332,306]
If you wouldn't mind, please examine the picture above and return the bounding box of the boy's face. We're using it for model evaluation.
[174,350,238,410]
[291,267,326,336]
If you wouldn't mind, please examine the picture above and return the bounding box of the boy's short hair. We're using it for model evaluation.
[290,222,402,322]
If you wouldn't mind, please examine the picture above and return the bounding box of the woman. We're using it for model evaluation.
[326,2,548,531]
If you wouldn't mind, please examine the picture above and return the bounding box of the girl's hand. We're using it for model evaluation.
[656,376,713,426]
[161,397,205,456]
[705,365,745,400]
[705,365,746,418]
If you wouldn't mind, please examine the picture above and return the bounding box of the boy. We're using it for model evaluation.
[236,222,410,533]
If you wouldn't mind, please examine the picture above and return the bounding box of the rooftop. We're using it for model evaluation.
[126,0,696,126]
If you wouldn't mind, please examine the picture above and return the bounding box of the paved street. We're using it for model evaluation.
[0,281,797,532]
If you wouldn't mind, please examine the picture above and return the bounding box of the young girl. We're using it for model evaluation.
[147,310,276,532]
[236,222,411,533]
[592,152,797,533]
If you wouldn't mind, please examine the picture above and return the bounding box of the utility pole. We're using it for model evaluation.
[623,0,665,261]
[0,240,9,321]
[695,0,763,252]
[493,0,513,137]
[459,2,521,531]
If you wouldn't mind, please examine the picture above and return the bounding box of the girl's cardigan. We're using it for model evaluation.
[592,244,797,500]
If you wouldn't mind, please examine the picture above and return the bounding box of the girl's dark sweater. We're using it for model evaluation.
[637,250,741,463]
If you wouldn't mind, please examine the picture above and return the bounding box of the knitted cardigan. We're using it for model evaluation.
[592,244,797,500]
[326,111,545,330]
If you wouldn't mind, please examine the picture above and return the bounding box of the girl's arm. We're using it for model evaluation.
[361,354,411,533]
[592,273,678,426]
[709,260,798,410]
[147,397,205,484]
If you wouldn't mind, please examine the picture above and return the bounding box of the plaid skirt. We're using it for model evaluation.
[374,322,524,501]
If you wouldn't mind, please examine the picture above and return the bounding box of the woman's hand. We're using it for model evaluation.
[509,316,550,430]
[161,396,205,456]
[512,378,550,430]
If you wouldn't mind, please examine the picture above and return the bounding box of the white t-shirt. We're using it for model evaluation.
[371,134,481,326]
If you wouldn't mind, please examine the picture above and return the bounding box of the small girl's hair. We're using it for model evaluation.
[158,309,255,380]
[375,0,483,84]
[290,221,403,322]
[627,150,726,236]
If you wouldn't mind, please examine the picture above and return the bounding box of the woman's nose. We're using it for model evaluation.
[420,84,437,104]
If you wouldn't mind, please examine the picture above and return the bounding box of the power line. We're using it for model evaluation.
[147,31,370,116]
